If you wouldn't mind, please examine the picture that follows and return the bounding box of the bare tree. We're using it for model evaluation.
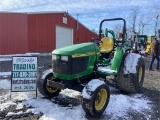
[158,29,160,36]
[113,24,123,36]
[129,6,140,32]
[126,27,133,39]
[138,22,141,34]
[151,6,160,36]
[138,15,150,35]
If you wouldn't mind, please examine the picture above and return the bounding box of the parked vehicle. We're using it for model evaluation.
[37,18,145,117]
[145,35,155,54]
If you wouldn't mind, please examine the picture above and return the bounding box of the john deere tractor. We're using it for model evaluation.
[37,18,145,117]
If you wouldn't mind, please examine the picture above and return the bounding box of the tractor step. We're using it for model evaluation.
[47,79,66,89]
[98,66,117,75]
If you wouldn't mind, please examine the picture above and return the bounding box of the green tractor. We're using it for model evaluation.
[37,18,145,117]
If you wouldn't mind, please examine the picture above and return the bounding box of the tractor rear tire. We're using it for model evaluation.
[37,72,61,98]
[117,54,145,93]
[82,84,110,117]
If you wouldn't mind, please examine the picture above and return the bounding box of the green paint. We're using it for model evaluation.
[52,42,100,58]
[97,47,124,76]
[54,67,92,80]
[111,46,124,71]
[52,42,100,80]
[105,28,116,43]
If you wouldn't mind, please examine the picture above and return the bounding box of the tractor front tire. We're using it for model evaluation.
[82,84,110,117]
[37,72,61,98]
[117,54,145,93]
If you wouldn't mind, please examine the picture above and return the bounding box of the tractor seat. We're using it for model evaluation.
[100,37,114,53]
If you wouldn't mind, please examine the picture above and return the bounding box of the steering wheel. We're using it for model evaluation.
[91,38,102,43]
[91,38,103,45]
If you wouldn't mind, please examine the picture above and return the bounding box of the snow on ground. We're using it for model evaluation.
[0,53,40,57]
[140,50,146,54]
[23,97,86,120]
[0,78,152,120]
[0,102,17,111]
[107,94,151,119]
[0,79,11,90]
[0,53,152,120]
[0,53,49,57]
[0,58,12,62]
[0,72,11,76]
[0,52,50,67]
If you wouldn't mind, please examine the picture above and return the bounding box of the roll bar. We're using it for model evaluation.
[98,18,126,45]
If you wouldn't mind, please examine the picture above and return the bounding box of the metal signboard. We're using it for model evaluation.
[11,56,37,92]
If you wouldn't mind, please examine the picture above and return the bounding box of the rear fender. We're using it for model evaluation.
[111,46,124,71]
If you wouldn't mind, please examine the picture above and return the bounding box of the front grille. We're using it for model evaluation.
[52,55,88,75]
[72,57,88,74]
[53,55,72,75]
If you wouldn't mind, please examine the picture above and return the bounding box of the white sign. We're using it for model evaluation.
[11,56,37,92]
[63,17,67,24]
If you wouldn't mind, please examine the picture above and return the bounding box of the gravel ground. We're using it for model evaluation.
[0,53,160,120]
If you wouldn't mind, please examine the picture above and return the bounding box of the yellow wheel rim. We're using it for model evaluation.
[138,67,142,82]
[46,85,58,93]
[95,89,107,111]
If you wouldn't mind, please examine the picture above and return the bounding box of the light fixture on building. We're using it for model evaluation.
[63,11,68,24]
[76,14,79,31]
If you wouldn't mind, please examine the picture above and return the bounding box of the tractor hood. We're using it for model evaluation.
[52,42,100,57]
[52,42,100,80]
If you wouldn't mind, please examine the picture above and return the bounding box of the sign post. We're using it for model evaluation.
[11,56,38,96]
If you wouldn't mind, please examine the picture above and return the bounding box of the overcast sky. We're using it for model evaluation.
[0,0,159,34]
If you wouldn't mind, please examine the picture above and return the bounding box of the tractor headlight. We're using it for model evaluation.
[52,55,56,60]
[61,56,68,61]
